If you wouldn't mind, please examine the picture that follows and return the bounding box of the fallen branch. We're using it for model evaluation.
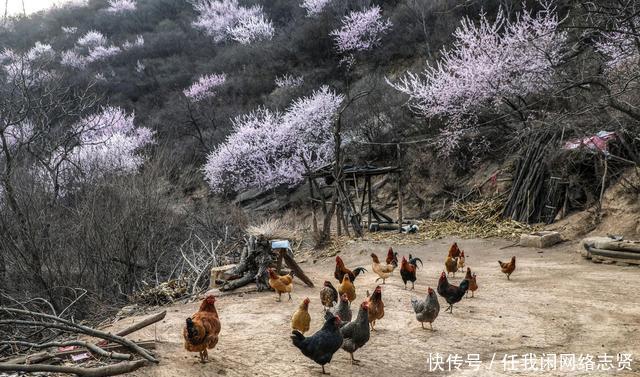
[0,319,157,363]
[0,359,147,377]
[1,340,156,365]
[0,308,158,363]
[0,351,51,365]
[0,341,131,361]
[114,311,166,338]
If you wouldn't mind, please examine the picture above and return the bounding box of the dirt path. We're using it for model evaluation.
[110,237,640,376]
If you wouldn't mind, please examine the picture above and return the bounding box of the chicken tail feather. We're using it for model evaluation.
[410,257,423,268]
[185,318,197,340]
[353,267,367,277]
[290,330,305,349]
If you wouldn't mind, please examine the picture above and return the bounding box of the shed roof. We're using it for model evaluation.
[306,163,401,178]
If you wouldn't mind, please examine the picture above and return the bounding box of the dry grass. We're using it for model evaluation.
[246,218,302,241]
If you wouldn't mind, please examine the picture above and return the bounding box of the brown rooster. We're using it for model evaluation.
[386,247,399,267]
[499,256,516,280]
[183,295,221,363]
[334,256,367,283]
[400,255,423,290]
[448,242,461,258]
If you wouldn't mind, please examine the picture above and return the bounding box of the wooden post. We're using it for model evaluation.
[275,249,285,274]
[353,173,360,208]
[283,250,314,287]
[598,155,608,219]
[308,176,318,235]
[397,144,403,232]
[336,202,342,237]
[367,176,372,230]
[359,176,367,216]
[397,172,403,232]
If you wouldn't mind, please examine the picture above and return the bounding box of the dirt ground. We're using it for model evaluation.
[108,237,640,377]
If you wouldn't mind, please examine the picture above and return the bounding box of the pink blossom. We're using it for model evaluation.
[123,35,144,50]
[135,60,145,73]
[228,13,274,44]
[300,0,331,17]
[61,50,87,69]
[63,31,126,68]
[77,31,107,48]
[275,74,304,88]
[330,6,392,54]
[56,107,155,187]
[106,0,137,13]
[203,86,343,192]
[26,42,55,62]
[86,45,121,63]
[190,0,274,44]
[387,2,566,153]
[62,26,78,34]
[595,17,640,72]
[183,73,226,101]
[1,47,54,85]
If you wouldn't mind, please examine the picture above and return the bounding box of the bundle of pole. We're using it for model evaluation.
[503,131,558,223]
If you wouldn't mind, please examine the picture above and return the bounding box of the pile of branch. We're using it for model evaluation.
[246,218,302,242]
[0,308,164,376]
[132,279,188,306]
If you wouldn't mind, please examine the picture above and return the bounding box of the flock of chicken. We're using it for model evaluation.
[182,242,517,374]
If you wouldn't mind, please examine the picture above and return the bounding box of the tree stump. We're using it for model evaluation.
[217,235,314,292]
[209,264,237,289]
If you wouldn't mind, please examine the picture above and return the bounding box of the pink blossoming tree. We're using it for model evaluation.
[48,107,154,189]
[331,6,392,56]
[203,86,343,192]
[1,43,56,85]
[1,51,154,200]
[275,74,304,89]
[61,30,127,69]
[387,2,566,155]
[122,35,144,50]
[300,0,332,17]
[106,0,137,13]
[190,0,274,45]
[77,30,107,48]
[183,73,227,102]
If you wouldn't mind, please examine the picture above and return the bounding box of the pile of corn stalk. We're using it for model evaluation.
[424,194,540,240]
[419,219,539,240]
[447,195,505,225]
[370,195,539,242]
